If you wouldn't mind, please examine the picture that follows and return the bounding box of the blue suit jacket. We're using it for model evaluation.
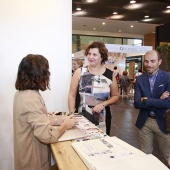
[134,69,170,134]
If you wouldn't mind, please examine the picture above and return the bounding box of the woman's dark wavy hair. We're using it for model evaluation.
[84,41,108,64]
[15,54,50,91]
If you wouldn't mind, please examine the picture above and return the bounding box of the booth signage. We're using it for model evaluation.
[105,44,152,53]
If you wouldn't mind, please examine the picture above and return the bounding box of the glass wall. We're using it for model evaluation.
[72,34,143,52]
[123,38,142,46]
[72,35,78,53]
[79,35,123,51]
[72,34,143,76]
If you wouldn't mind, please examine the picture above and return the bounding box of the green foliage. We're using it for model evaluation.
[156,43,170,71]
[156,44,170,53]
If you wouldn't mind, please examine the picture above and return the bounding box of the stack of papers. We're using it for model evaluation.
[58,116,107,142]
[72,136,169,170]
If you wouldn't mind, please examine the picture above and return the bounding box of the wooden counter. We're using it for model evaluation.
[51,141,88,170]
[50,138,169,170]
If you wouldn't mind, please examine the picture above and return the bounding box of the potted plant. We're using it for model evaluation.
[156,43,170,72]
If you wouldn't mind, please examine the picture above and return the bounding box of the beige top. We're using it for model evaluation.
[13,90,59,170]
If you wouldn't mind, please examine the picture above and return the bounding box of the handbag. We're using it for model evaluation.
[165,109,170,133]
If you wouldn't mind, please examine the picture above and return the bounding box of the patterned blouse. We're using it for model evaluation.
[78,67,113,127]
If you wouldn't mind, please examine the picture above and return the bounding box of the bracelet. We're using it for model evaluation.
[67,112,74,116]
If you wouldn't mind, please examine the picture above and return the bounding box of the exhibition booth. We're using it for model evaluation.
[74,44,152,79]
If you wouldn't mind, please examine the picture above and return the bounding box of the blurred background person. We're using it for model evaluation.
[72,58,84,112]
[113,66,120,82]
[68,41,119,135]
[133,68,143,84]
[72,58,83,74]
[134,67,138,77]
[135,68,143,77]
[13,54,78,170]
[119,70,131,95]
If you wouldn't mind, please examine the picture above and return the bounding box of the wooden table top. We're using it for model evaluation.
[51,141,88,170]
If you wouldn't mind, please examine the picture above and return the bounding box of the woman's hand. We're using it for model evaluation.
[56,115,79,138]
[55,116,66,125]
[92,103,105,113]
[62,115,79,130]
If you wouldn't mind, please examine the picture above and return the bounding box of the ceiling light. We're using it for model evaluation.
[93,28,96,30]
[144,15,149,18]
[131,25,133,27]
[82,0,98,3]
[76,7,81,11]
[72,11,87,16]
[113,12,118,15]
[102,22,105,25]
[119,30,121,32]
[167,6,170,8]
[124,4,143,10]
[108,15,124,19]
[130,1,136,4]
[163,9,170,13]
[142,18,154,22]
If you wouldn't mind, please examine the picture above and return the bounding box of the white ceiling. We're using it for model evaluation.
[72,16,159,35]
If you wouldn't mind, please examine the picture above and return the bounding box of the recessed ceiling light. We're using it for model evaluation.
[142,18,154,22]
[130,0,136,4]
[131,25,133,27]
[108,15,124,19]
[164,9,170,13]
[72,11,87,16]
[102,22,105,25]
[167,6,170,8]
[124,4,143,10]
[76,7,81,11]
[82,0,98,3]
[119,30,121,32]
[93,28,96,30]
[144,15,149,18]
[113,12,118,15]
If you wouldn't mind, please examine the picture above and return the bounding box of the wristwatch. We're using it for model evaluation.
[142,97,147,102]
[67,112,74,116]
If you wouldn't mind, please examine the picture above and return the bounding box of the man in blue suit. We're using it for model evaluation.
[134,50,170,165]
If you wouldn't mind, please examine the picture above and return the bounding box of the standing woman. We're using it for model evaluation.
[72,59,84,112]
[68,42,119,135]
[119,70,131,95]
[72,59,83,74]
[13,54,78,170]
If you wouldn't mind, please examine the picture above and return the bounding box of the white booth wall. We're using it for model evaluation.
[0,1,72,170]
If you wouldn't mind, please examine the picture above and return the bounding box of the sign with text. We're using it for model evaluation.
[105,44,152,54]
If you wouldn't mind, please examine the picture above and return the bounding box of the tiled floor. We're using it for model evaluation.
[110,97,162,162]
